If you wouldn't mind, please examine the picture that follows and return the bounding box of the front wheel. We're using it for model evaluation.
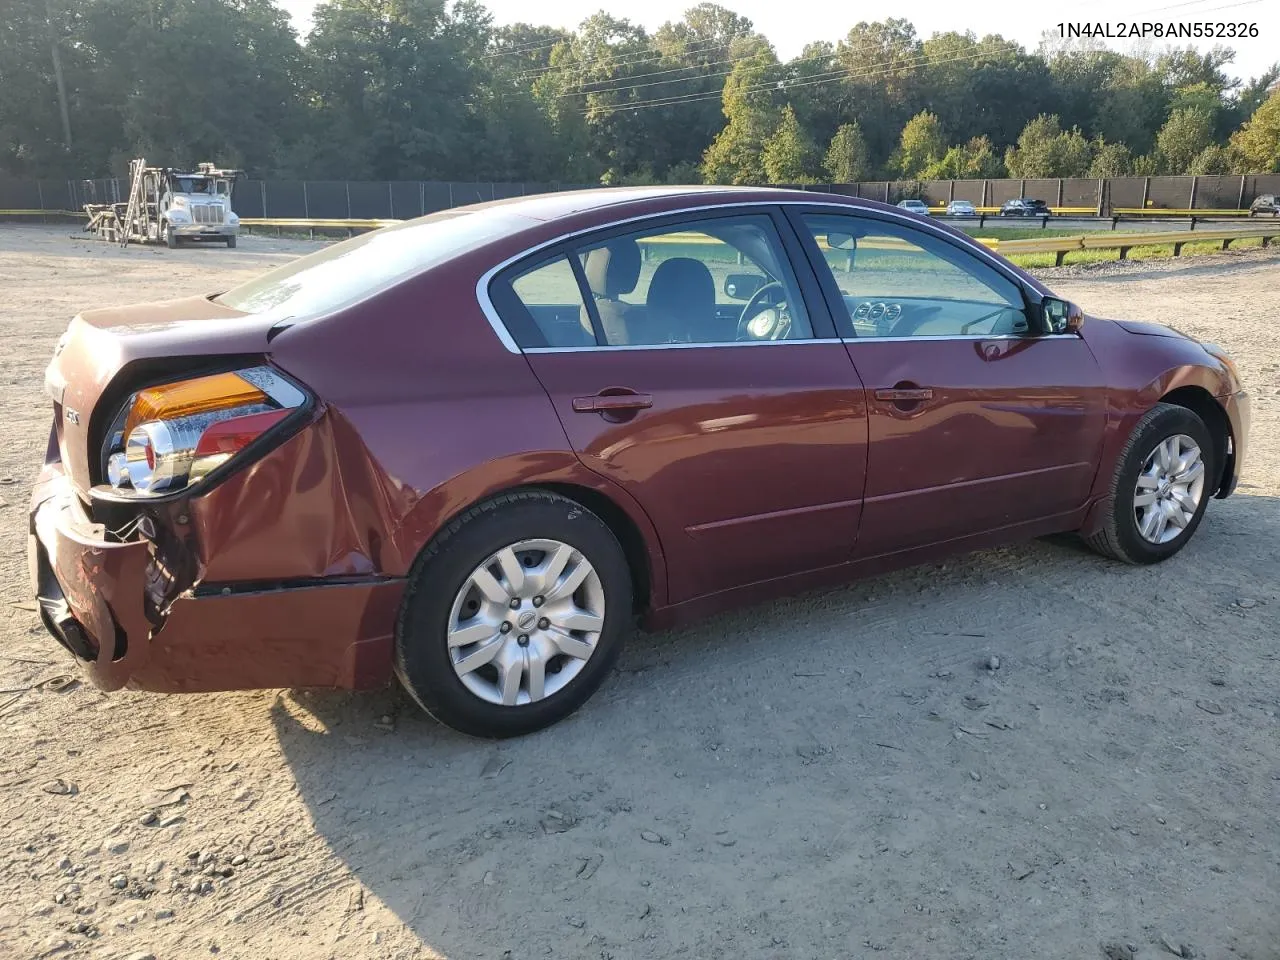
[395,490,632,738]
[1083,402,1215,564]
[225,235,237,249]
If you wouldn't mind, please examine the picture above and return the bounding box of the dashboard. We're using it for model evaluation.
[841,295,1029,338]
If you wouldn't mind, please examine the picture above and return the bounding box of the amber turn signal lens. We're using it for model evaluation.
[124,372,267,440]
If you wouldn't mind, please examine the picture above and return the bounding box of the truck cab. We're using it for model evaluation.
[158,164,241,248]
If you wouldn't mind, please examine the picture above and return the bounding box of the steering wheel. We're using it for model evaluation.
[736,282,793,341]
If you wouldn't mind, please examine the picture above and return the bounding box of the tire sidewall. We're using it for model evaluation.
[395,494,632,738]
[1111,407,1215,562]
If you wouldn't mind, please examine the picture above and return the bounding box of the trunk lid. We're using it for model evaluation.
[45,294,276,492]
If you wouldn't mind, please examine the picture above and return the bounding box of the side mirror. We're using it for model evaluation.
[723,273,767,301]
[1042,296,1085,335]
[826,231,857,250]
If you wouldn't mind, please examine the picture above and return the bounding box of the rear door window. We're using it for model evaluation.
[508,257,594,347]
[570,215,814,346]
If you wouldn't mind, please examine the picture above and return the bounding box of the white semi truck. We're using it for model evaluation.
[84,158,242,248]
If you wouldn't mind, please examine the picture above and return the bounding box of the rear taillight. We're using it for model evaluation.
[102,366,306,496]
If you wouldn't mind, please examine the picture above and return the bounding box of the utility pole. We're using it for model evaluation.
[46,0,73,150]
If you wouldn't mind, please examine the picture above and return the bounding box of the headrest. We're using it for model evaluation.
[647,257,715,314]
[583,239,642,299]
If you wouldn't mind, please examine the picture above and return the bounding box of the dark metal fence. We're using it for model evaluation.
[839,175,1280,210]
[3,174,1279,218]
[0,178,597,218]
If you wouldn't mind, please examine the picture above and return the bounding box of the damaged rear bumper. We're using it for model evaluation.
[29,467,404,694]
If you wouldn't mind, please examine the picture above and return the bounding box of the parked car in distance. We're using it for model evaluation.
[30,186,1249,738]
[945,200,977,216]
[896,198,930,215]
[1249,194,1279,216]
[1000,198,1051,217]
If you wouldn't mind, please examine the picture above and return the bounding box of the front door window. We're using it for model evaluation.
[799,213,1030,339]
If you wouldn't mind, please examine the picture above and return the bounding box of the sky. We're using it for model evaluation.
[278,0,1279,82]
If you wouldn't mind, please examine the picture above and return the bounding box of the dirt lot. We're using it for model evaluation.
[1,226,1278,960]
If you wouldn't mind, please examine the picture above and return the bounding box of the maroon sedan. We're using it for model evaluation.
[29,187,1249,737]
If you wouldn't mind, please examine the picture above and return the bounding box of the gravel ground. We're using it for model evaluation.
[1,226,1278,960]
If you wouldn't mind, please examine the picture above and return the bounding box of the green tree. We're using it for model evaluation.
[893,110,945,177]
[644,5,761,181]
[1004,114,1091,177]
[701,47,778,184]
[1187,144,1234,175]
[0,8,1268,189]
[1087,139,1132,177]
[1154,108,1215,173]
[922,136,1003,179]
[1226,64,1280,132]
[0,0,78,175]
[1048,50,1167,156]
[824,122,871,182]
[762,105,819,182]
[1131,153,1160,176]
[302,0,486,179]
[1230,89,1280,172]
[835,19,923,163]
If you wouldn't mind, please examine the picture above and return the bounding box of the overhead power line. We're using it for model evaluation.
[560,40,1005,102]
[516,32,752,82]
[578,47,1005,117]
[481,35,570,61]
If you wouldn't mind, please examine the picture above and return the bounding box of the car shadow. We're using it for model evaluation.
[271,492,1280,958]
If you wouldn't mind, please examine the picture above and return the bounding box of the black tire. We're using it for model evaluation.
[1083,402,1216,564]
[395,489,632,738]
[165,224,178,249]
[225,235,237,249]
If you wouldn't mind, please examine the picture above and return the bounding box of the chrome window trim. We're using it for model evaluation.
[475,199,1046,355]
[846,333,1079,343]
[525,338,844,354]
[522,333,1082,353]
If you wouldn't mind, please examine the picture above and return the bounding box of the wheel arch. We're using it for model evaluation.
[395,467,668,617]
[1158,385,1233,497]
[536,482,654,614]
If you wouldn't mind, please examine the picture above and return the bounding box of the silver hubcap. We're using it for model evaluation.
[447,539,605,707]
[1134,434,1205,544]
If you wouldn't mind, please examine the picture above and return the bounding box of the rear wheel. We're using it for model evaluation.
[395,490,632,738]
[1084,402,1215,564]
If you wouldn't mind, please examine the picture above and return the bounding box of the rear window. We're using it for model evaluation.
[215,208,530,318]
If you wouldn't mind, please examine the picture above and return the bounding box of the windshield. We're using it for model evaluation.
[173,177,214,194]
[215,208,531,319]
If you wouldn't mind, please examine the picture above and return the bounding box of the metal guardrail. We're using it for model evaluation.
[928,205,1097,215]
[239,217,400,230]
[1112,207,1252,216]
[991,225,1280,264]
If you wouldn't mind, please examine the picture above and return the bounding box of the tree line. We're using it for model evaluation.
[3,0,1279,186]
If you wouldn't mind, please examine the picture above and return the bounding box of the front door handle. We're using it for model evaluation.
[874,387,933,402]
[571,392,654,413]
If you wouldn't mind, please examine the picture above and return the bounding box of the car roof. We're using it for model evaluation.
[452,185,877,223]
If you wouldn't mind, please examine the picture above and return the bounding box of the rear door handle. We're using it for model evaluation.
[571,393,654,413]
[874,388,933,402]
